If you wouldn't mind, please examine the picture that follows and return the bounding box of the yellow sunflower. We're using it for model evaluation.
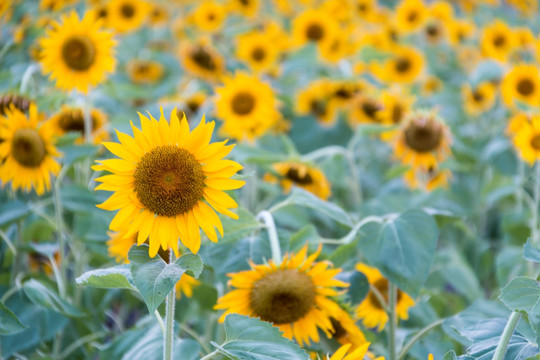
[395,0,428,34]
[462,82,497,116]
[355,263,415,331]
[264,161,331,200]
[292,9,339,48]
[214,72,281,141]
[50,105,109,144]
[319,34,355,64]
[40,0,79,12]
[512,115,540,165]
[423,20,447,45]
[447,19,475,46]
[372,46,424,84]
[107,0,149,34]
[296,79,339,126]
[330,80,368,109]
[501,64,540,108]
[348,95,384,125]
[39,11,116,93]
[228,0,260,17]
[379,89,415,125]
[215,245,348,346]
[148,2,169,26]
[126,59,164,85]
[178,91,207,119]
[328,343,371,360]
[192,1,226,33]
[93,107,245,257]
[236,32,280,74]
[0,105,61,196]
[180,40,225,82]
[0,94,32,117]
[429,1,454,22]
[480,20,516,62]
[329,306,368,349]
[385,109,452,169]
[506,112,530,137]
[403,166,451,192]
[354,0,377,21]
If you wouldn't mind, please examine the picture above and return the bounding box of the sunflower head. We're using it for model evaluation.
[50,106,108,144]
[126,59,164,85]
[512,114,540,165]
[501,64,540,108]
[0,94,32,117]
[108,0,149,34]
[265,161,331,200]
[180,40,225,81]
[395,0,427,34]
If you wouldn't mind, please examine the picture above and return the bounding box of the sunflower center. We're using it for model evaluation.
[136,63,150,74]
[392,105,403,123]
[472,90,484,102]
[517,78,535,96]
[121,4,135,18]
[530,134,540,150]
[11,128,46,168]
[286,167,313,184]
[404,119,443,153]
[191,47,216,71]
[493,35,506,47]
[330,317,347,339]
[395,57,411,73]
[368,279,389,309]
[251,47,266,62]
[310,100,326,117]
[407,11,418,23]
[231,92,255,115]
[361,100,382,120]
[426,24,439,37]
[61,35,96,71]
[133,145,205,217]
[186,100,200,113]
[59,110,98,134]
[250,269,316,324]
[306,23,324,41]
[335,88,353,99]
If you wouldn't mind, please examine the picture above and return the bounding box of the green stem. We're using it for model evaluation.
[398,319,445,360]
[52,173,67,299]
[155,310,165,334]
[388,283,398,360]
[179,323,211,353]
[493,311,521,360]
[59,331,107,360]
[256,211,281,264]
[164,252,177,360]
[199,350,219,360]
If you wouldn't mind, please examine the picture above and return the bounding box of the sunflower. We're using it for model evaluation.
[429,1,454,22]
[126,59,164,85]
[403,166,451,192]
[0,94,31,117]
[107,0,149,34]
[386,110,452,169]
[330,80,367,109]
[39,0,79,12]
[236,32,280,74]
[28,252,59,277]
[506,112,530,137]
[228,0,260,17]
[512,115,540,165]
[447,19,475,46]
[39,11,116,93]
[373,46,424,84]
[355,263,415,331]
[462,82,497,116]
[192,1,226,33]
[379,89,415,125]
[296,79,339,126]
[395,0,427,34]
[480,20,516,62]
[93,107,245,257]
[354,0,377,21]
[214,72,281,141]
[348,95,384,125]
[328,343,371,360]
[0,105,61,196]
[319,34,355,64]
[329,306,367,349]
[215,245,348,346]
[292,9,339,48]
[423,20,446,45]
[148,2,169,26]
[180,40,225,82]
[264,161,331,200]
[501,64,540,108]
[50,105,109,144]
[178,91,207,119]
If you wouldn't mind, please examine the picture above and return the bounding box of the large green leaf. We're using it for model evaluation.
[357,210,439,297]
[22,279,85,317]
[0,302,26,335]
[220,207,263,243]
[0,200,29,227]
[214,314,309,360]
[129,245,203,313]
[76,265,135,290]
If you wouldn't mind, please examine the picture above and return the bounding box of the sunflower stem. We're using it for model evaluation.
[493,311,521,360]
[52,169,69,299]
[388,283,398,360]
[164,251,177,360]
[256,210,281,264]
[397,318,444,360]
[83,92,93,144]
[19,63,39,95]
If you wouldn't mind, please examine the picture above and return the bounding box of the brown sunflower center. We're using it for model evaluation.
[426,24,439,37]
[361,100,382,120]
[121,4,135,18]
[58,110,98,134]
[97,8,108,18]
[250,269,316,324]
[11,128,46,168]
[530,134,540,150]
[335,87,353,99]
[231,92,255,115]
[61,35,96,71]
[493,35,506,47]
[330,317,347,339]
[395,57,411,73]
[133,145,205,217]
[285,166,313,184]
[407,11,418,23]
[191,47,216,71]
[392,105,404,123]
[306,23,324,41]
[517,78,535,96]
[310,100,326,117]
[136,63,150,74]
[251,47,266,62]
[186,100,200,113]
[404,118,443,153]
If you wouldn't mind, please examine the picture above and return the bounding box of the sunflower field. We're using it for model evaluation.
[3,0,540,359]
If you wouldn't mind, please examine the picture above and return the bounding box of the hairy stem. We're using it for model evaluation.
[388,283,398,360]
[163,252,177,360]
[256,211,281,264]
[493,311,521,360]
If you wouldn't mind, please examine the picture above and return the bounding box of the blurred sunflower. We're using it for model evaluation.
[107,0,148,34]
[319,34,354,63]
[264,161,331,200]
[192,1,226,33]
[236,32,280,74]
[447,19,475,46]
[228,0,260,17]
[178,91,207,119]
[501,64,540,108]
[379,89,415,125]
[292,9,339,48]
[330,80,366,109]
[481,20,516,62]
[180,40,225,82]
[507,112,530,136]
[39,11,116,93]
[0,94,31,117]
[404,166,451,192]
[373,46,424,84]
[395,0,427,34]
[50,105,108,144]
[215,245,348,346]
[126,59,164,85]
[329,306,367,349]
[348,95,384,125]
[512,115,540,165]
[296,79,339,126]
[215,72,280,141]
[0,105,60,195]
[462,82,497,116]
[355,263,415,331]
[148,2,168,26]
[40,0,79,12]
[354,0,377,21]
[328,343,371,360]
[94,108,244,257]
[423,20,446,45]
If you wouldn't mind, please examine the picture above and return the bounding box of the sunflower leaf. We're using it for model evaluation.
[128,244,203,313]
[22,279,85,317]
[76,265,135,290]
[214,314,309,360]
[0,302,27,335]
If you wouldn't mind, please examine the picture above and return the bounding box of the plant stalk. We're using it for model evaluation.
[388,283,398,360]
[398,318,444,360]
[163,252,177,360]
[493,311,521,360]
[256,211,281,264]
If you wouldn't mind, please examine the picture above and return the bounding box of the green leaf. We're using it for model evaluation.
[357,210,439,297]
[0,302,27,335]
[271,188,353,227]
[61,184,101,214]
[128,245,203,313]
[499,277,540,313]
[220,208,263,243]
[0,200,29,227]
[215,314,309,360]
[22,279,85,318]
[524,239,540,263]
[76,265,135,290]
[58,143,98,166]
